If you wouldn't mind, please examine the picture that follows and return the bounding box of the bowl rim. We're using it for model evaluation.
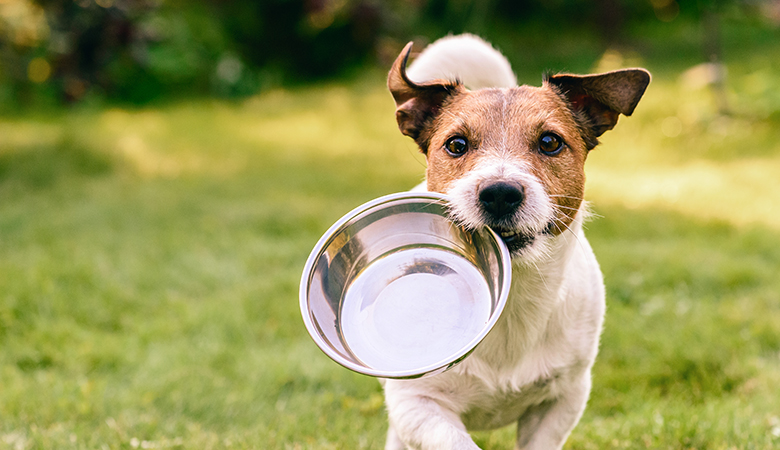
[299,191,512,379]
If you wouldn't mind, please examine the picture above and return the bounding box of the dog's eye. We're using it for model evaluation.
[539,133,564,156]
[445,136,469,157]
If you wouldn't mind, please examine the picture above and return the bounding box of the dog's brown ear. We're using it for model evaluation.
[546,68,651,149]
[388,42,464,153]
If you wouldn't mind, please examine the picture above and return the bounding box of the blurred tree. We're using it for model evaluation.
[0,0,51,104]
[35,0,157,102]
[0,0,774,108]
[207,0,383,81]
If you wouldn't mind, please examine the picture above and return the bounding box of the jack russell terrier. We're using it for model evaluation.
[381,34,650,450]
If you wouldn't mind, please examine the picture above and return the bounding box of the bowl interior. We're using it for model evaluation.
[300,193,511,378]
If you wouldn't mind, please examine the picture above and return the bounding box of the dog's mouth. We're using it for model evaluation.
[491,227,536,254]
[491,222,557,255]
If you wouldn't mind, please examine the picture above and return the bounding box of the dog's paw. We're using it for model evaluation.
[444,431,482,450]
[387,429,481,450]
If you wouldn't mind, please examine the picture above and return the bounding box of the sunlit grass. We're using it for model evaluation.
[588,72,780,229]
[1,22,780,450]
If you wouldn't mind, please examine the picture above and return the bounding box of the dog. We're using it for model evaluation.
[381,34,650,450]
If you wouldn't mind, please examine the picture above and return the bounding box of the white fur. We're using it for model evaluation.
[406,34,517,89]
[382,35,607,450]
[445,159,554,263]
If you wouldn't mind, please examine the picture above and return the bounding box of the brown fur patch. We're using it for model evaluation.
[387,42,464,149]
[422,87,587,234]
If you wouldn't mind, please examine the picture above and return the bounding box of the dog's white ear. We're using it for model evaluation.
[546,69,651,148]
[388,42,464,152]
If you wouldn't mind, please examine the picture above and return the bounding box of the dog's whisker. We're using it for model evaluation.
[548,194,584,198]
[552,215,589,255]
[548,194,585,202]
[529,259,551,292]
[557,202,603,224]
[552,219,565,234]
[552,204,582,212]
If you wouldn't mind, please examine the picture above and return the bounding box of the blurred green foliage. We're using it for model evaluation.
[1,0,779,108]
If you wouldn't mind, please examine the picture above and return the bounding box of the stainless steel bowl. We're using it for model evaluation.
[299,192,512,379]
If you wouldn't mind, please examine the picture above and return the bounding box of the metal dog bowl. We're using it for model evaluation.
[299,192,512,379]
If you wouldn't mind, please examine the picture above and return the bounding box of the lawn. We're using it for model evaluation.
[1,20,780,450]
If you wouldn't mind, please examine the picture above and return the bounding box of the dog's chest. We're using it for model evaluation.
[460,372,562,430]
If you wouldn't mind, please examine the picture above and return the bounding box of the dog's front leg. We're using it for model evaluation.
[514,374,591,450]
[384,382,479,450]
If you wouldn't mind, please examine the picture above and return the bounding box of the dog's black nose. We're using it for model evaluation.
[479,182,524,221]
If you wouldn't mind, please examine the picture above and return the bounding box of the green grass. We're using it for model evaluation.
[2,21,780,450]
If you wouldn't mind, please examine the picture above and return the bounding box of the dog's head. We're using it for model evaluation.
[388,42,650,258]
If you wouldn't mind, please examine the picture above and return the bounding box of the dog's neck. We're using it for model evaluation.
[463,208,588,378]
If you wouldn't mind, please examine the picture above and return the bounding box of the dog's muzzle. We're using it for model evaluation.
[478,181,537,254]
